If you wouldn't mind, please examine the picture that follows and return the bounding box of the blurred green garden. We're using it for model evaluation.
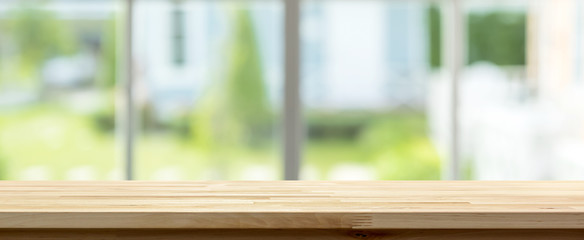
[0,2,525,180]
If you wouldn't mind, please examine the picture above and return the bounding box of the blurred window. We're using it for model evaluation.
[171,3,186,66]
[0,0,583,181]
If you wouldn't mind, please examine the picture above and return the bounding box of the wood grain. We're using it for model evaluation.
[1,229,583,240]
[0,181,583,229]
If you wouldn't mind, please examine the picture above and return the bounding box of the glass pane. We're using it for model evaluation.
[459,0,584,180]
[0,0,121,180]
[133,0,283,180]
[300,0,446,180]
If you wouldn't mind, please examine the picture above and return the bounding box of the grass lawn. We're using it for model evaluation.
[304,113,441,180]
[0,106,441,180]
[0,105,117,180]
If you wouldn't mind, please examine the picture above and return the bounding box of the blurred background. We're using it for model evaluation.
[0,0,582,180]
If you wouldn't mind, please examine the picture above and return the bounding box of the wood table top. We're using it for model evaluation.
[1,181,583,229]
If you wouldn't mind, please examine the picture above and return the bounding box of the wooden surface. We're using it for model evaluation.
[2,229,584,240]
[1,181,583,229]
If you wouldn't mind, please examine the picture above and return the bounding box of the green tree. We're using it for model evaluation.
[190,6,272,177]
[223,8,272,146]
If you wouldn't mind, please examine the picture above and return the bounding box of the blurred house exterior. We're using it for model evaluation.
[0,0,430,120]
[302,1,428,110]
[133,1,428,113]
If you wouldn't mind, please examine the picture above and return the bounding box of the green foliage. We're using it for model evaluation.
[461,158,475,180]
[427,4,442,68]
[0,1,83,178]
[468,11,526,65]
[360,113,441,180]
[223,8,272,145]
[0,106,440,180]
[91,91,116,134]
[1,1,78,83]
[373,137,441,180]
[98,18,118,89]
[307,111,373,140]
[305,112,442,180]
[0,153,6,180]
[358,113,428,153]
[0,106,116,180]
[426,7,526,67]
[188,6,273,178]
[191,7,272,150]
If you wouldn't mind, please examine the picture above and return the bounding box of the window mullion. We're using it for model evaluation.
[283,0,302,180]
[442,0,464,180]
[124,0,135,180]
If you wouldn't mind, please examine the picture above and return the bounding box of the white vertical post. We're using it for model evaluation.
[442,0,464,180]
[124,0,135,180]
[283,0,302,180]
[451,0,462,180]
